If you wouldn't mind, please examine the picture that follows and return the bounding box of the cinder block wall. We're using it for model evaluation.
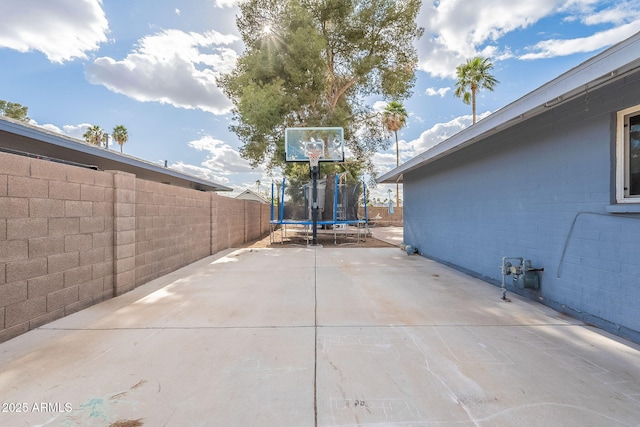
[359,206,403,226]
[210,195,269,253]
[244,199,268,242]
[1,152,269,342]
[212,194,245,252]
[134,179,211,288]
[1,152,115,342]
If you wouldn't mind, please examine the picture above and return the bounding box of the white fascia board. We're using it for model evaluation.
[378,30,640,184]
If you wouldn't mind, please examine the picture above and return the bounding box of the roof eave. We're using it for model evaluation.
[377,30,640,184]
[0,116,233,192]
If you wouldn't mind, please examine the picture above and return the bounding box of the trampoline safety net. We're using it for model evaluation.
[270,172,369,226]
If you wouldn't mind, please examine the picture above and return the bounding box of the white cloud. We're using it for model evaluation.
[212,0,240,7]
[372,152,398,174]
[407,111,491,155]
[520,20,640,60]
[559,0,628,23]
[372,101,388,112]
[417,0,557,77]
[60,123,93,140]
[425,87,451,97]
[29,120,90,140]
[581,7,628,25]
[415,0,640,77]
[170,162,230,184]
[410,115,471,154]
[170,135,273,190]
[372,137,415,179]
[231,174,285,197]
[0,0,108,63]
[372,112,493,182]
[187,135,259,175]
[85,29,239,115]
[28,120,63,134]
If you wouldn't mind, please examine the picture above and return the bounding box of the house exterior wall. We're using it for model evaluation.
[403,72,640,342]
[235,190,268,203]
[0,152,270,343]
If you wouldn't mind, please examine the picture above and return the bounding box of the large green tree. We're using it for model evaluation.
[219,0,423,179]
[454,56,499,124]
[382,100,407,207]
[0,100,29,121]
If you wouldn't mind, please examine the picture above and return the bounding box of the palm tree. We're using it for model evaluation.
[83,125,107,147]
[382,100,407,207]
[112,125,128,153]
[454,56,498,124]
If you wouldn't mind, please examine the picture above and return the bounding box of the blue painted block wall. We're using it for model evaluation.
[403,72,640,342]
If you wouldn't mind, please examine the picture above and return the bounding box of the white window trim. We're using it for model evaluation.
[616,105,640,203]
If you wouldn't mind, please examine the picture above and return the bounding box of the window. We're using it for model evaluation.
[616,105,640,202]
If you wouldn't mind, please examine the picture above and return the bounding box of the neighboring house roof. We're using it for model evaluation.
[0,116,232,192]
[235,189,269,203]
[378,30,640,184]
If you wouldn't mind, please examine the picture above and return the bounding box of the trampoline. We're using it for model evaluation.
[270,173,370,245]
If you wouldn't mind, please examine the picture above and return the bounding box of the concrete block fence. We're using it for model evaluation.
[0,151,270,342]
[360,206,403,226]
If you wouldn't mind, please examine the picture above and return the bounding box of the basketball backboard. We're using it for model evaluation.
[285,127,344,162]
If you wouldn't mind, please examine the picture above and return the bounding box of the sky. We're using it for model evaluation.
[1,0,639,203]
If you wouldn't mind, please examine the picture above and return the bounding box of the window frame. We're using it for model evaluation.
[616,105,640,203]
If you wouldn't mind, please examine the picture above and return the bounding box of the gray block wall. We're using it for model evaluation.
[1,154,116,341]
[1,151,270,343]
[403,72,640,342]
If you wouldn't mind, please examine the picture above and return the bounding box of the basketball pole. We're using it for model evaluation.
[311,163,319,246]
[285,127,344,247]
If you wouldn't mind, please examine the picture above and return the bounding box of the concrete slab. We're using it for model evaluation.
[316,249,574,327]
[1,328,314,426]
[48,248,316,329]
[369,226,403,246]
[1,247,640,426]
[316,324,640,426]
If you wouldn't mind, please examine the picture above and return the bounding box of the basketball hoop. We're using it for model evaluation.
[285,127,344,163]
[305,142,324,168]
[307,149,322,168]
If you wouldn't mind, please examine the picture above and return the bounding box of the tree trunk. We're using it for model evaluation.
[395,130,400,208]
[472,88,477,124]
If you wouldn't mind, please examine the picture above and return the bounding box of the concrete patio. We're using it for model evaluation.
[1,246,640,426]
